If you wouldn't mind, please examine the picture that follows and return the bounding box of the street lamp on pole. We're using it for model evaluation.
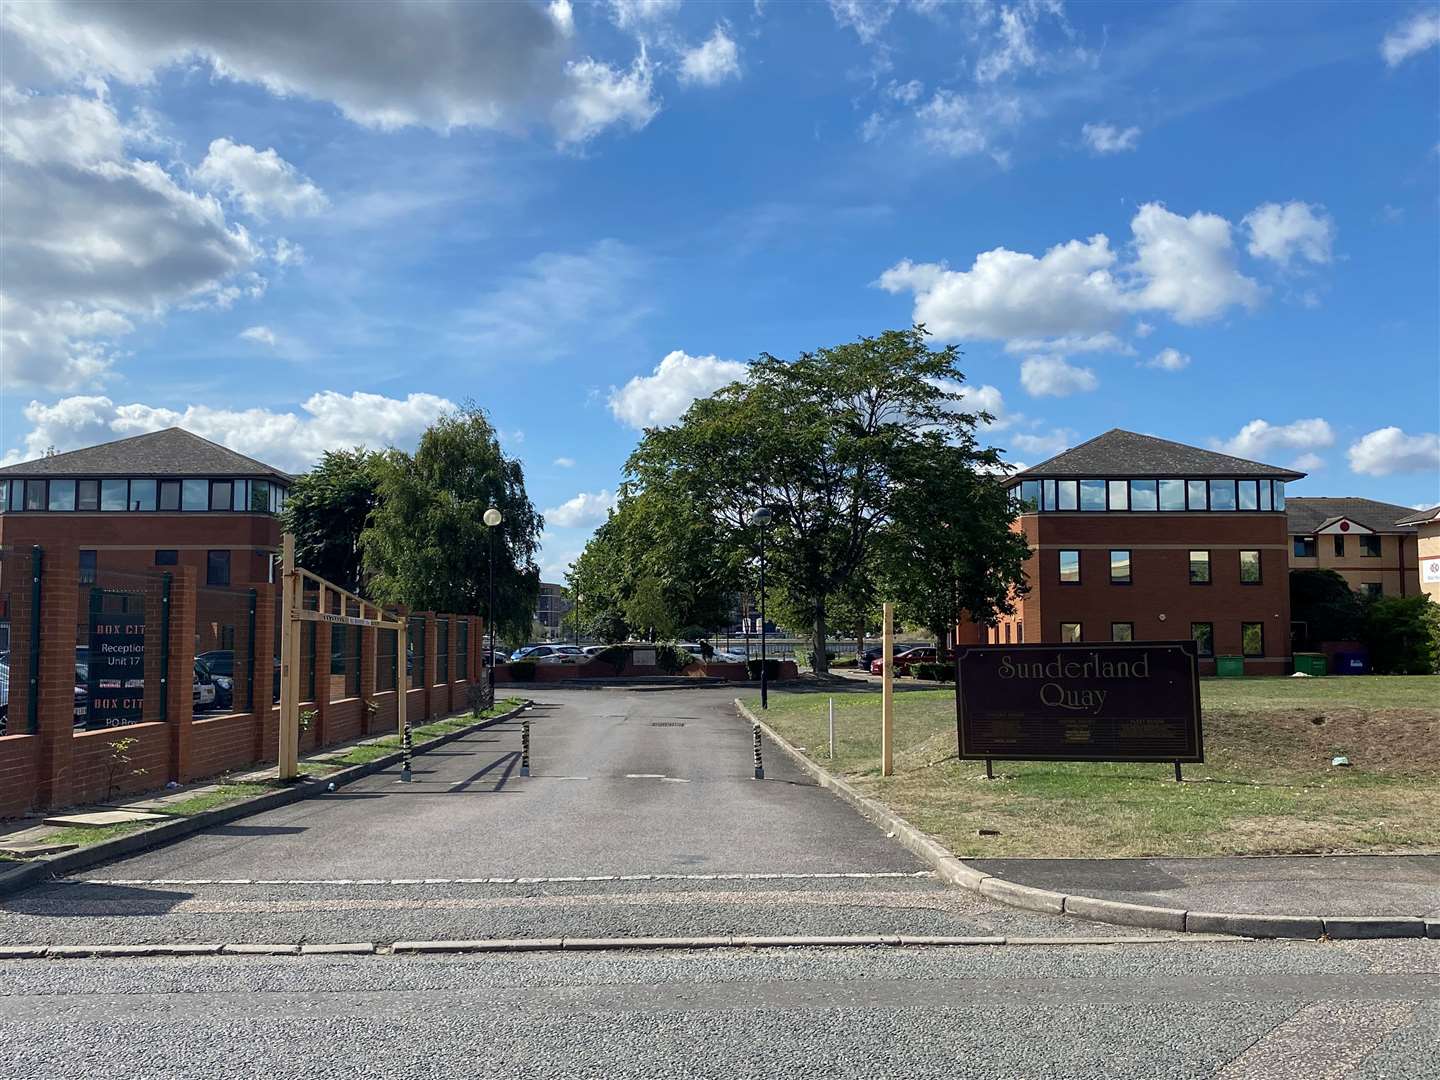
[483,506,502,702]
[751,506,774,709]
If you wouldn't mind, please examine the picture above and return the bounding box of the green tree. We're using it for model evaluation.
[625,326,1017,674]
[624,576,676,641]
[1289,569,1365,647]
[1362,594,1440,675]
[361,405,541,639]
[280,448,381,592]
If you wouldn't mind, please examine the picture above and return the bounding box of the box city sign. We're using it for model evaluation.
[87,613,146,729]
[955,642,1203,765]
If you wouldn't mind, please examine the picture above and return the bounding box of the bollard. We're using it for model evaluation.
[828,698,835,760]
[521,718,531,777]
[400,720,413,783]
[752,722,764,780]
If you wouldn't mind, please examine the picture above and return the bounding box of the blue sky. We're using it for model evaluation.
[2,0,1437,580]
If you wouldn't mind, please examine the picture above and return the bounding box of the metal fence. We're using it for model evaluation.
[195,581,257,716]
[77,565,169,732]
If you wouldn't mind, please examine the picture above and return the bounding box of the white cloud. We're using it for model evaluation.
[1381,11,1440,67]
[680,26,740,86]
[974,0,1079,83]
[1019,356,1097,397]
[194,138,328,220]
[0,87,259,391]
[3,390,457,473]
[458,240,647,359]
[608,0,681,28]
[886,79,924,104]
[609,349,749,429]
[553,54,658,145]
[239,325,277,348]
[1143,347,1190,372]
[828,0,897,44]
[1081,121,1140,154]
[272,238,306,266]
[5,0,657,143]
[544,489,617,528]
[1003,332,1129,355]
[553,456,575,468]
[1007,427,1076,458]
[915,90,1021,160]
[1289,452,1325,473]
[1213,418,1335,462]
[1347,427,1440,477]
[1129,203,1262,322]
[1134,321,1155,338]
[1242,201,1335,268]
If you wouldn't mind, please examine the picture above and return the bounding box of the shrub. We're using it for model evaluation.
[831,655,859,668]
[655,644,695,675]
[800,649,837,669]
[913,662,954,682]
[1362,595,1440,675]
[746,658,783,681]
[508,660,537,682]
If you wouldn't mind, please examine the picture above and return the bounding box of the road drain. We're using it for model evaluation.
[651,722,686,727]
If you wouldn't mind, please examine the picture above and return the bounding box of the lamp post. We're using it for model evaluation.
[751,506,774,709]
[574,593,583,648]
[483,506,502,700]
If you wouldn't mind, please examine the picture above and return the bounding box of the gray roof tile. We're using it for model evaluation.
[0,428,291,481]
[1285,497,1422,535]
[1008,428,1305,481]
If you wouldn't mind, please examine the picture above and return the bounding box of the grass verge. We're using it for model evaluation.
[749,676,1440,858]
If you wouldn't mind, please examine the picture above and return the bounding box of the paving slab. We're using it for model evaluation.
[42,810,168,827]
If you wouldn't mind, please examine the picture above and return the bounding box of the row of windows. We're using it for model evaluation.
[1293,534,1383,558]
[1055,620,1266,657]
[3,477,285,515]
[1015,477,1286,514]
[1058,549,1264,585]
[79,549,232,586]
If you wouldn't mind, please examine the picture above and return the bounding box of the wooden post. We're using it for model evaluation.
[882,601,894,777]
[277,534,298,780]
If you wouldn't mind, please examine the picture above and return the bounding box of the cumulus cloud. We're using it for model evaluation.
[1243,201,1335,268]
[1143,347,1190,372]
[915,90,1022,160]
[609,349,749,429]
[1381,11,1440,67]
[1128,203,1262,322]
[195,138,328,220]
[1289,452,1325,473]
[3,390,457,473]
[553,54,658,145]
[0,86,259,391]
[543,489,617,528]
[1212,418,1335,463]
[1019,356,1097,397]
[239,325,277,347]
[1081,121,1140,154]
[679,25,741,86]
[3,0,657,142]
[1347,427,1440,476]
[1007,428,1076,458]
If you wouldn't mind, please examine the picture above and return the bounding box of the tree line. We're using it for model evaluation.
[567,327,1030,675]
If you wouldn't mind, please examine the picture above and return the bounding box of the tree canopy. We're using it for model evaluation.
[280,448,381,593]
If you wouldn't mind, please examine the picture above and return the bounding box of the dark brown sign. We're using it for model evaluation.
[955,642,1203,763]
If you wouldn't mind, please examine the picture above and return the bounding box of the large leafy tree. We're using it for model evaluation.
[361,405,541,639]
[280,448,381,593]
[626,326,1019,674]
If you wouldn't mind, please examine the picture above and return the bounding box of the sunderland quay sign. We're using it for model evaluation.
[955,642,1202,763]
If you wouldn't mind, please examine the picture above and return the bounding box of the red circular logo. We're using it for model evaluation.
[1339,521,1350,532]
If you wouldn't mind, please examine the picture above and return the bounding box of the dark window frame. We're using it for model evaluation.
[210,479,234,512]
[159,480,181,511]
[1189,550,1212,585]
[1109,549,1132,584]
[24,479,46,511]
[1059,621,1082,643]
[155,549,179,566]
[1294,535,1317,558]
[1191,622,1214,657]
[1359,535,1382,558]
[1239,549,1263,585]
[1333,534,1345,557]
[1111,622,1134,642]
[206,550,231,587]
[1360,582,1382,598]
[78,549,97,585]
[1058,549,1082,585]
[1241,621,1265,658]
[1158,478,1186,511]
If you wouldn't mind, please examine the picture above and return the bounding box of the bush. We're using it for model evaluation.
[508,659,537,682]
[800,649,837,669]
[912,662,954,682]
[655,644,695,675]
[1362,595,1440,675]
[746,658,783,681]
[831,655,859,668]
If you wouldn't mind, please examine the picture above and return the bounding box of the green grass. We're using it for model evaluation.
[750,676,1440,858]
[154,782,277,817]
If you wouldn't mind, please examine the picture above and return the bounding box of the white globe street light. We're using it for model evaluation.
[484,506,502,696]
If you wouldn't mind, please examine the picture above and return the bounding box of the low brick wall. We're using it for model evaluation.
[492,658,799,683]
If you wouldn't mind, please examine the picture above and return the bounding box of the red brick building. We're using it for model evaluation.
[991,429,1304,674]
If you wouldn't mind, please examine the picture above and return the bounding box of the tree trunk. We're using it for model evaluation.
[812,598,829,676]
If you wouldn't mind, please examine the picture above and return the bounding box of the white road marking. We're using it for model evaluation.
[80,871,935,886]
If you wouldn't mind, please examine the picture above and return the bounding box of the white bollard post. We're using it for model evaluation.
[828,698,835,759]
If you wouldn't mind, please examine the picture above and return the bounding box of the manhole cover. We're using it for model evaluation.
[651,722,686,727]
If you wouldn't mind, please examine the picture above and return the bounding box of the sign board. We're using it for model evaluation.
[955,641,1202,763]
[87,611,146,729]
[1424,558,1440,584]
[631,648,657,668]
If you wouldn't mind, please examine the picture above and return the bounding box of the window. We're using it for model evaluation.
[1238,480,1259,511]
[1294,536,1317,558]
[100,478,127,511]
[1159,479,1186,511]
[79,550,97,585]
[1059,550,1081,584]
[1239,550,1262,584]
[1059,622,1082,643]
[1111,622,1134,642]
[129,479,156,511]
[1110,549,1131,584]
[1189,550,1211,584]
[0,480,6,509]
[1273,481,1286,510]
[1016,622,1023,643]
[48,479,76,511]
[1360,535,1381,558]
[155,550,179,566]
[1018,480,1041,511]
[25,480,46,510]
[159,480,181,511]
[251,479,270,513]
[1209,480,1236,511]
[232,480,249,511]
[8,480,23,511]
[210,480,233,511]
[1260,481,1273,512]
[77,479,99,510]
[1187,479,1207,511]
[1333,534,1345,557]
[1080,479,1106,511]
[1107,480,1128,511]
[182,479,207,510]
[1042,479,1057,510]
[206,550,231,587]
[1129,479,1158,511]
[1056,480,1078,511]
[1360,582,1382,598]
[1191,622,1214,657]
[1241,621,1264,657]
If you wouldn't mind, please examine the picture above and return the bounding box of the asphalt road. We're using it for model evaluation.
[3,686,1437,1077]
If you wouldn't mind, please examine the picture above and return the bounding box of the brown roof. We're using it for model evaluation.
[1284,497,1422,535]
[1008,428,1306,481]
[0,428,292,482]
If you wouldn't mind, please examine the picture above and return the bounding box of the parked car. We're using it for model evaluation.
[582,644,612,656]
[870,646,946,677]
[196,658,232,712]
[0,658,89,734]
[509,645,543,662]
[193,660,217,711]
[197,650,234,677]
[522,644,586,665]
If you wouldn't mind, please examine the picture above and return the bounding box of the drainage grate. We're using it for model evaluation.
[651,722,686,727]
